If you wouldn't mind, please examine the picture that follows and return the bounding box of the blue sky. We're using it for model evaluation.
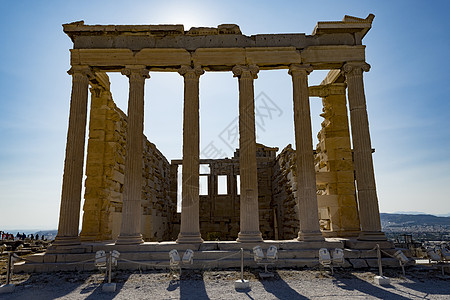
[0,0,449,230]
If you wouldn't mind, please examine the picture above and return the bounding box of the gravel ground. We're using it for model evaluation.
[1,267,449,299]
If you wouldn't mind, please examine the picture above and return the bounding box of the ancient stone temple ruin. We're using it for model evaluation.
[17,14,396,272]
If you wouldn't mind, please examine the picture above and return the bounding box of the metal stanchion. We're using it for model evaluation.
[374,244,390,285]
[393,250,408,277]
[102,251,116,292]
[6,252,11,285]
[377,245,383,277]
[235,248,249,290]
[0,252,15,294]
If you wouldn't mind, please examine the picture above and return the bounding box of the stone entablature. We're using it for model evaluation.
[63,15,374,71]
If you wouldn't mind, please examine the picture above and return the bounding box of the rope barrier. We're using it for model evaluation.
[66,258,96,265]
[201,250,241,263]
[12,250,248,270]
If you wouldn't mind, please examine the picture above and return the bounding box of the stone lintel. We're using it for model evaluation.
[309,83,346,97]
[301,45,365,67]
[321,69,344,85]
[70,45,364,71]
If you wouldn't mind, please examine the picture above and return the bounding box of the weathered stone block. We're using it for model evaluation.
[349,258,368,268]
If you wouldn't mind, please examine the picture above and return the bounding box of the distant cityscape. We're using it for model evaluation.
[381,213,450,242]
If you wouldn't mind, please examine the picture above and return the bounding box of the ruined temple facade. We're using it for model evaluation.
[54,14,387,247]
[79,86,360,242]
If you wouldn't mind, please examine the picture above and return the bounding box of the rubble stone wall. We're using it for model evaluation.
[194,145,277,240]
[271,144,299,240]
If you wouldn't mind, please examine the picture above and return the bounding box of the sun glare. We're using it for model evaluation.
[154,3,218,30]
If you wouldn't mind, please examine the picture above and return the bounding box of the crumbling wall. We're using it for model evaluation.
[314,92,361,237]
[194,145,277,240]
[271,144,299,240]
[81,87,125,241]
[256,145,277,239]
[199,159,240,240]
[81,86,176,242]
[141,140,176,241]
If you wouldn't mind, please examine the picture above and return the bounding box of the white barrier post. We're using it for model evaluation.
[374,244,390,285]
[102,251,116,292]
[235,248,249,290]
[377,245,383,277]
[241,248,244,281]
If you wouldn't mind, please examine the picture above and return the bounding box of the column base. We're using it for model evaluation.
[321,230,361,238]
[176,232,203,244]
[357,231,387,241]
[52,235,81,246]
[236,231,263,243]
[297,231,324,242]
[115,234,144,245]
[79,234,99,242]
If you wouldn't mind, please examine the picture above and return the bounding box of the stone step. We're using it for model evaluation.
[34,248,379,264]
[15,239,401,273]
[14,256,403,273]
[47,240,346,254]
[20,247,385,265]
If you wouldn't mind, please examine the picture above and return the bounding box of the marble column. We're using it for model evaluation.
[343,62,386,241]
[177,65,204,244]
[289,64,324,242]
[233,65,263,242]
[54,66,93,246]
[116,66,149,245]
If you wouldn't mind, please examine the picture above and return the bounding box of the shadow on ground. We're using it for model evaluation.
[332,271,411,300]
[82,270,131,300]
[2,271,94,300]
[254,269,309,300]
[166,270,209,300]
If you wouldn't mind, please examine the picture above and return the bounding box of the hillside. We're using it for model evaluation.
[380,213,450,228]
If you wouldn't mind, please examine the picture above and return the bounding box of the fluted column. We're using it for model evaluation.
[233,65,263,242]
[289,64,324,241]
[116,66,149,245]
[54,65,93,246]
[177,65,204,244]
[343,62,386,241]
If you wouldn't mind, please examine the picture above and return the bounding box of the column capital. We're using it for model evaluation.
[89,84,111,98]
[342,62,371,76]
[67,65,94,78]
[232,64,259,79]
[121,65,150,80]
[178,65,204,79]
[288,64,313,76]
